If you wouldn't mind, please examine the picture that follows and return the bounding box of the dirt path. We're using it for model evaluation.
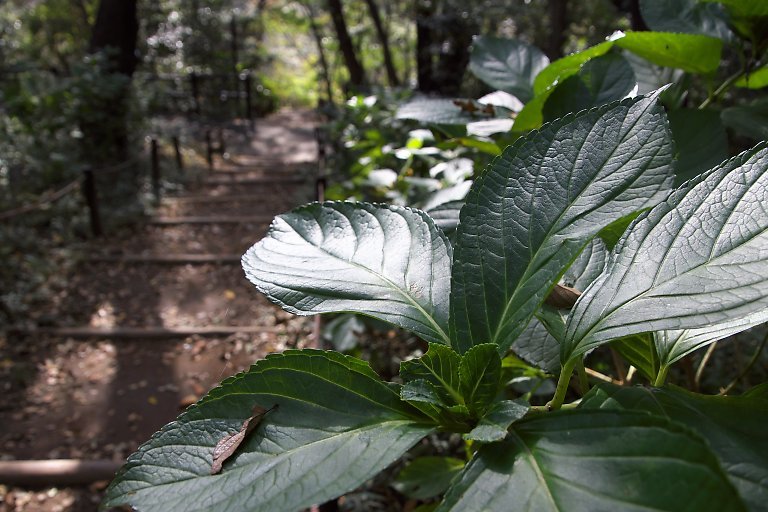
[0,109,319,511]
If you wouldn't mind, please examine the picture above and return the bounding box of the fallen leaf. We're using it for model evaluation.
[211,404,277,474]
[544,284,581,309]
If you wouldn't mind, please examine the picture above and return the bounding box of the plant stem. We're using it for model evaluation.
[547,359,576,410]
[653,364,669,387]
[694,342,718,389]
[720,331,768,395]
[576,359,590,395]
[699,70,745,109]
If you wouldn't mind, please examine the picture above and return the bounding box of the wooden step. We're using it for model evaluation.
[203,176,307,185]
[9,325,284,339]
[164,194,280,204]
[87,254,241,263]
[149,215,273,225]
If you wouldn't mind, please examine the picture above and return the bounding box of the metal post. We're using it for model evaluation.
[83,169,103,237]
[244,73,252,121]
[190,72,200,115]
[150,138,161,203]
[217,128,226,157]
[205,130,214,170]
[172,136,184,172]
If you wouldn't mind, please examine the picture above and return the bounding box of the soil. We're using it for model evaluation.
[0,109,320,511]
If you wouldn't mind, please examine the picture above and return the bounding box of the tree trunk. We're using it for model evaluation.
[547,0,568,60]
[415,0,436,93]
[364,0,399,86]
[301,0,335,103]
[89,0,138,77]
[326,0,367,89]
[82,0,140,226]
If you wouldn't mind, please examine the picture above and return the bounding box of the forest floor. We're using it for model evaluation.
[0,109,320,511]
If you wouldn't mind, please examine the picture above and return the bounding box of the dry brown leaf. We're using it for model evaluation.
[544,284,581,309]
[210,404,277,475]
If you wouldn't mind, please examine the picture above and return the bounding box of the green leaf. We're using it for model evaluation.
[639,0,734,40]
[735,66,768,89]
[401,344,463,405]
[459,344,502,415]
[396,98,476,127]
[393,457,465,500]
[437,410,745,512]
[598,210,644,250]
[610,333,659,381]
[722,98,768,141]
[615,31,723,74]
[464,399,529,442]
[668,108,729,185]
[511,239,608,372]
[533,41,615,95]
[469,36,549,102]
[424,200,463,237]
[401,379,447,406]
[103,350,433,512]
[322,313,365,352]
[511,317,562,373]
[581,383,768,510]
[512,90,552,132]
[242,202,452,345]
[564,144,768,364]
[543,53,637,122]
[450,91,674,355]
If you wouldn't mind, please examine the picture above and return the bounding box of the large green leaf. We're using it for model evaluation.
[401,343,463,405]
[450,91,674,355]
[511,238,609,372]
[735,65,768,90]
[396,98,479,127]
[393,456,465,500]
[242,202,452,345]
[469,36,549,102]
[437,410,744,511]
[464,399,529,443]
[103,350,432,512]
[615,31,723,74]
[564,144,768,363]
[668,108,729,185]
[458,344,502,415]
[722,98,768,141]
[639,0,734,40]
[533,41,615,95]
[543,53,637,122]
[581,383,768,511]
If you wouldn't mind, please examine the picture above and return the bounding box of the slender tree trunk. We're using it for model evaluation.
[415,0,435,93]
[326,0,367,89]
[547,0,568,60]
[364,0,399,86]
[301,0,335,103]
[89,0,138,77]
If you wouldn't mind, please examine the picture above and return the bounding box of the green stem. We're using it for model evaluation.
[699,70,745,109]
[547,359,577,410]
[576,359,590,395]
[654,364,669,387]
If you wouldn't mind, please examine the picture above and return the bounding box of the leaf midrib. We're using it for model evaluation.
[488,98,662,346]
[286,213,452,345]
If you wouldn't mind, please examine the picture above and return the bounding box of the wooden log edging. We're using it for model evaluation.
[86,254,241,264]
[0,459,123,486]
[9,325,285,339]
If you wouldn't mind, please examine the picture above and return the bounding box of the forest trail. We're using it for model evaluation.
[0,109,319,511]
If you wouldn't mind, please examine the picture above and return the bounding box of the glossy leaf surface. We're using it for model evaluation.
[469,36,549,102]
[564,144,768,363]
[104,350,432,512]
[581,383,768,510]
[450,92,674,354]
[438,410,744,512]
[243,202,452,345]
